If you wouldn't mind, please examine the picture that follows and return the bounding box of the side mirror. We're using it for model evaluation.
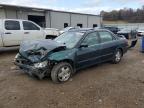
[79,44,88,48]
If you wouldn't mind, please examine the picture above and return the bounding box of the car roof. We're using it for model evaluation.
[69,28,110,33]
[104,26,118,28]
[69,28,94,32]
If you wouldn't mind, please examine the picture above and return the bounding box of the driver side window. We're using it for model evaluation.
[82,32,99,46]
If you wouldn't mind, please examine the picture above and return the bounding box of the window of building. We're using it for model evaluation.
[5,20,20,30]
[93,24,98,28]
[64,23,69,28]
[23,21,40,30]
[98,31,113,43]
[77,24,83,28]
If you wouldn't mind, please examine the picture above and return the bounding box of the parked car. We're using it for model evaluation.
[14,29,128,83]
[104,26,120,34]
[117,28,131,39]
[45,28,60,39]
[59,27,78,34]
[0,19,59,48]
[137,28,144,37]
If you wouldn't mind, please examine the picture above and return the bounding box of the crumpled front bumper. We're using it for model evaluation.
[14,60,49,79]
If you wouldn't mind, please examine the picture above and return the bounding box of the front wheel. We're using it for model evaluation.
[112,49,122,64]
[51,62,73,83]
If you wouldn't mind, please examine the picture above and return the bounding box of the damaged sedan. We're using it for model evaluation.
[14,29,128,83]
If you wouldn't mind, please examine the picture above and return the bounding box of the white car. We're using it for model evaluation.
[137,28,144,37]
[45,28,60,38]
[60,27,77,34]
[0,19,59,47]
[117,28,132,39]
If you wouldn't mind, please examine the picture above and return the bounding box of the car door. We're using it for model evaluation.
[76,32,101,69]
[2,20,23,46]
[98,31,117,61]
[22,21,44,41]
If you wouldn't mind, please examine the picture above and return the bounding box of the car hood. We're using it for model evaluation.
[117,30,130,34]
[138,30,144,33]
[19,39,66,63]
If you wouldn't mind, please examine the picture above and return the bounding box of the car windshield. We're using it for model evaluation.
[54,32,84,48]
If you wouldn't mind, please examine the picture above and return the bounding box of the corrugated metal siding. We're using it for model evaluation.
[88,16,101,28]
[17,11,28,20]
[50,11,70,29]
[1,6,101,29]
[0,9,6,19]
[45,11,51,28]
[5,9,17,19]
[71,14,88,28]
[27,11,45,16]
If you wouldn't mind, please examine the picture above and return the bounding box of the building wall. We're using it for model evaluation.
[17,11,28,20]
[5,9,45,20]
[27,11,45,16]
[0,9,6,19]
[17,10,45,20]
[0,7,102,29]
[5,9,17,19]
[50,11,70,29]
[88,15,102,28]
[71,14,88,28]
[45,11,51,28]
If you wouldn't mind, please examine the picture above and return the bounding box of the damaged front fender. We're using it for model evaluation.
[48,48,77,62]
[15,39,76,79]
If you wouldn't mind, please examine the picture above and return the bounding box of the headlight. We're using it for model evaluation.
[15,53,20,59]
[34,61,48,68]
[14,53,20,61]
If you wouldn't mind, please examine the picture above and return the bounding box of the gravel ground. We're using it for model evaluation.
[0,41,144,108]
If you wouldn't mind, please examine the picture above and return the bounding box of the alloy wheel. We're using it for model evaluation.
[58,66,71,82]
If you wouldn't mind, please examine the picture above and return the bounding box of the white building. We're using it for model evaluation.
[0,4,103,29]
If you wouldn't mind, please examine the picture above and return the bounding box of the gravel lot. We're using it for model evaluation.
[0,41,144,108]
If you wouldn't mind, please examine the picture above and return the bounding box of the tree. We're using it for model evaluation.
[102,6,144,23]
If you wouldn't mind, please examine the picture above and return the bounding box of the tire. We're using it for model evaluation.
[51,62,73,83]
[112,49,122,64]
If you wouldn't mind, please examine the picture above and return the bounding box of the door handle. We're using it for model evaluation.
[5,32,12,34]
[24,32,30,34]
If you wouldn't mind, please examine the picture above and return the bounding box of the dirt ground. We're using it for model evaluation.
[0,41,144,108]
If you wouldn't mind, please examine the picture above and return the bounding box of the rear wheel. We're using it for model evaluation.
[51,62,73,83]
[112,49,122,64]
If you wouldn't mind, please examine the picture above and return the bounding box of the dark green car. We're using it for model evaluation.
[14,29,128,83]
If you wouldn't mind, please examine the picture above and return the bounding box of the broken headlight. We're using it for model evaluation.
[15,53,20,59]
[34,61,48,68]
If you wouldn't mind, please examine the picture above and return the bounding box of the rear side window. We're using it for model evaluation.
[5,21,20,30]
[82,32,99,46]
[23,21,40,30]
[99,31,113,43]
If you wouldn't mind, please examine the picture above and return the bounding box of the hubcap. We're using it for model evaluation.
[58,66,71,82]
[115,51,121,62]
